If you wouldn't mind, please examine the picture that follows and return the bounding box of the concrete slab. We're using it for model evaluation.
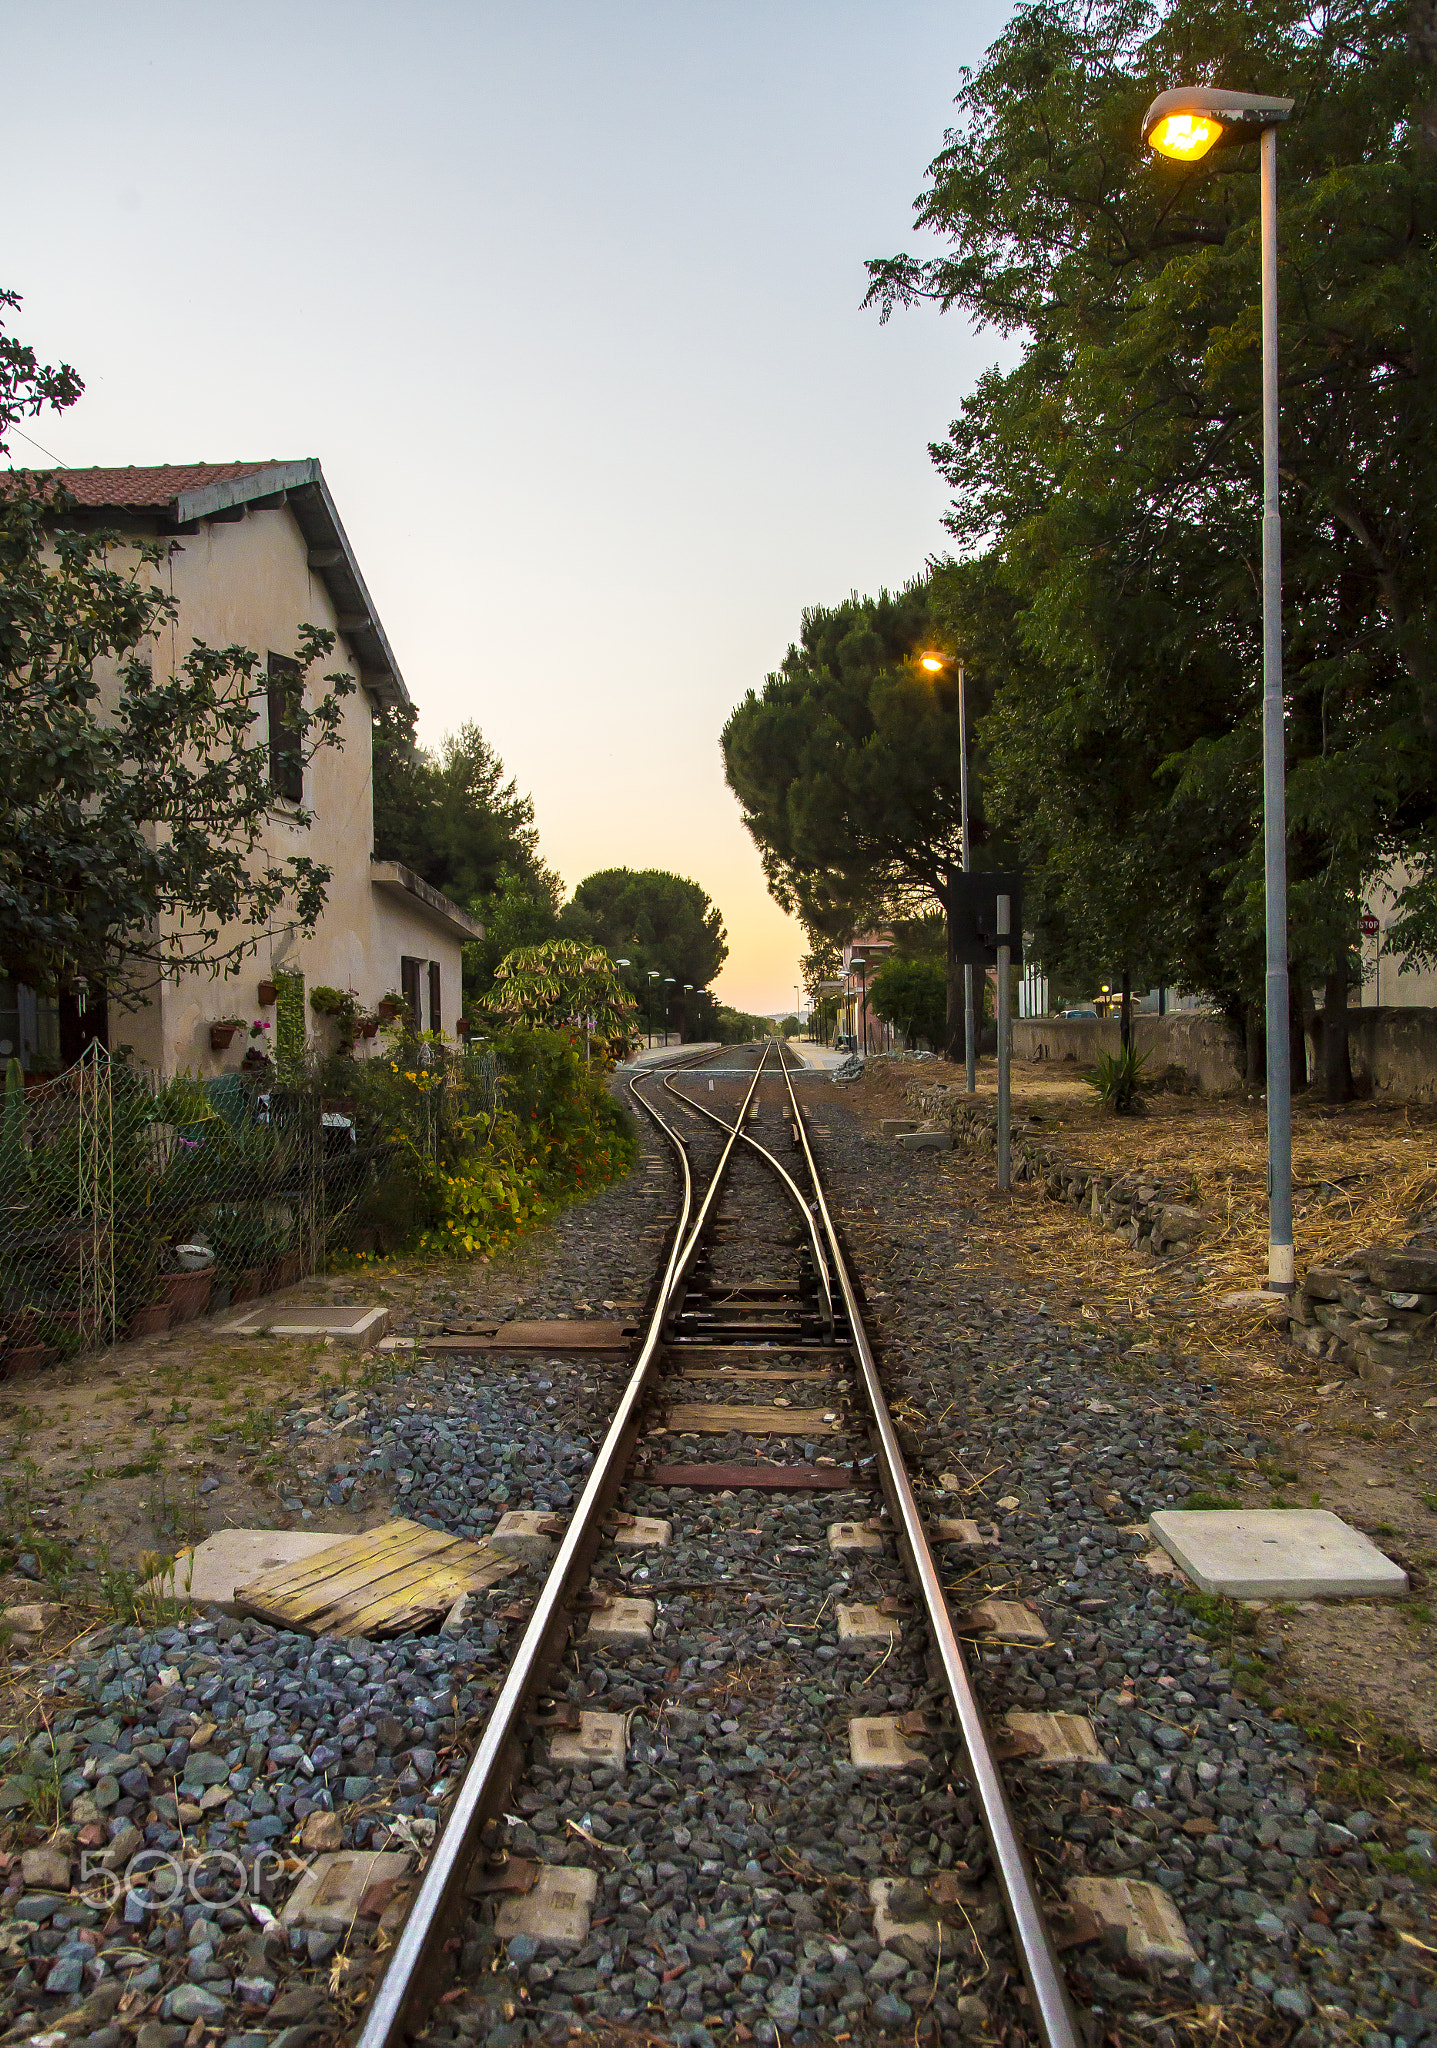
[612,1515,670,1549]
[281,1851,411,1932]
[490,1510,561,1563]
[828,1520,885,1555]
[849,1717,924,1771]
[965,1599,1048,1644]
[219,1304,389,1347]
[141,1530,344,1613]
[1067,1877,1195,1965]
[584,1596,655,1647]
[1004,1710,1102,1764]
[895,1130,951,1152]
[549,1711,627,1767]
[494,1865,598,1954]
[837,1602,901,1647]
[881,1119,918,1137]
[1148,1508,1408,1598]
[869,1877,937,1952]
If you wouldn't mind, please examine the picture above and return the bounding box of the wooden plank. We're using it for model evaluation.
[665,1403,845,1435]
[236,1518,518,1638]
[677,1368,832,1381]
[644,1463,865,1493]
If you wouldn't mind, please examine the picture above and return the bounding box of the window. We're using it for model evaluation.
[400,956,423,1028]
[427,960,441,1035]
[267,652,303,804]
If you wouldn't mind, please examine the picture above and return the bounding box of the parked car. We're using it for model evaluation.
[1061,1006,1098,1019]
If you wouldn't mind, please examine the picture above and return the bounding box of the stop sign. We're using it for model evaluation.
[1360,913,1379,936]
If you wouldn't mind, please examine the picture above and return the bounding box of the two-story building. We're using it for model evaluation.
[0,460,480,1079]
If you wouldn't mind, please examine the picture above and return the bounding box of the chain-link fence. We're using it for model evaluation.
[0,1039,502,1367]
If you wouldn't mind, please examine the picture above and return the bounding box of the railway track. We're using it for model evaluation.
[353,1037,1083,2048]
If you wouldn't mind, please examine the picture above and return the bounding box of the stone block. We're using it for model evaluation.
[1067,1877,1195,1965]
[895,1130,952,1152]
[219,1304,389,1347]
[1157,1204,1204,1240]
[494,1865,598,1954]
[21,1845,71,1891]
[1304,1265,1361,1301]
[849,1717,925,1771]
[549,1711,627,1767]
[1003,1710,1102,1764]
[1148,1508,1407,1599]
[869,1877,937,1952]
[837,1602,901,1646]
[1366,1249,1437,1292]
[965,1599,1048,1643]
[490,1510,561,1563]
[828,1520,885,1555]
[584,1596,655,1647]
[141,1530,344,1613]
[881,1120,918,1137]
[280,1852,411,1932]
[934,1518,987,1547]
[612,1515,670,1548]
[3,1603,57,1636]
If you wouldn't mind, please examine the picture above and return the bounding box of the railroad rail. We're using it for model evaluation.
[353,1037,1081,2048]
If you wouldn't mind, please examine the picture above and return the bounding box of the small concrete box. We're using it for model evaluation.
[549,1711,627,1767]
[219,1303,390,1348]
[141,1530,345,1613]
[584,1596,655,1647]
[490,1510,560,1563]
[1149,1508,1408,1599]
[828,1520,884,1555]
[849,1717,924,1771]
[612,1515,670,1549]
[895,1130,952,1152]
[837,1602,900,1646]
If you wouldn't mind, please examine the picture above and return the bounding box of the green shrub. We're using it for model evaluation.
[1086,1044,1148,1114]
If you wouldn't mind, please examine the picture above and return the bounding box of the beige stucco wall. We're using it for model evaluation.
[97,507,463,1077]
[1359,860,1437,1009]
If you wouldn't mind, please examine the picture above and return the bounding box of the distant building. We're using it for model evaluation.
[1,461,480,1079]
[839,932,894,1051]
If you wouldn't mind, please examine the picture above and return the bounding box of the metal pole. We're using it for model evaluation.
[997,893,1011,1190]
[959,662,976,1093]
[1260,123,1293,1293]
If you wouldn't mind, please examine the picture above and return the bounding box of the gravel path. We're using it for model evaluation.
[5,1057,1435,2048]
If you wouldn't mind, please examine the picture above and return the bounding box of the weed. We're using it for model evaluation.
[1422,1494,1437,1514]
[1177,1430,1204,1452]
[1372,1847,1437,1887]
[1405,1601,1434,1626]
[1185,1490,1240,1511]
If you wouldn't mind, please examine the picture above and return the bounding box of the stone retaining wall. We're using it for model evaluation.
[1287,1245,1437,1386]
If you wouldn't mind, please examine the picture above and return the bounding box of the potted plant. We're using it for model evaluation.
[209,1018,245,1050]
[358,1014,380,1039]
[257,979,279,1007]
[310,985,363,1053]
[376,990,406,1021]
[127,1302,173,1340]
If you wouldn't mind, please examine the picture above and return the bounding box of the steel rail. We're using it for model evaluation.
[775,1058,1083,2048]
[352,1041,762,2048]
[661,1045,836,1339]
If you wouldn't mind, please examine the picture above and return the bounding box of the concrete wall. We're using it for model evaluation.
[1013,1012,1245,1094]
[97,508,464,1077]
[1333,1007,1437,1103]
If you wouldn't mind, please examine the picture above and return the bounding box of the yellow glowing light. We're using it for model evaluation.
[919,651,945,673]
[1147,111,1223,160]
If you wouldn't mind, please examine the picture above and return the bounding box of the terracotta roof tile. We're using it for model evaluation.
[26,462,292,509]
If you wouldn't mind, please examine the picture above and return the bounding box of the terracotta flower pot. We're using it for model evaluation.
[128,1303,173,1340]
[377,1000,400,1020]
[210,1022,240,1050]
[257,980,278,1006]
[3,1345,51,1376]
[159,1268,213,1325]
[230,1267,263,1305]
[359,1017,379,1039]
[276,1251,302,1288]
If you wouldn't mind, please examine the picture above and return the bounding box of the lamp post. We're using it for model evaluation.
[663,976,676,1046]
[1143,84,1295,1293]
[921,649,976,1093]
[849,956,868,1056]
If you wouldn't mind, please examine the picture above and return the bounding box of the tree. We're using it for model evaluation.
[866,0,1437,1099]
[477,939,636,1050]
[463,864,563,1005]
[373,709,555,908]
[0,292,354,1000]
[868,957,947,1048]
[722,582,1011,1060]
[560,868,729,1030]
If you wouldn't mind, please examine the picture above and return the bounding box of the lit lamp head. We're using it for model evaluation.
[1142,85,1293,161]
[918,649,946,674]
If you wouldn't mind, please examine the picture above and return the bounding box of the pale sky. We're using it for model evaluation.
[7,1,1016,1013]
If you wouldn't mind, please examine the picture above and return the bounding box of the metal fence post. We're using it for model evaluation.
[997,894,1011,1191]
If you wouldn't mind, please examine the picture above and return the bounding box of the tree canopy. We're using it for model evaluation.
[373,711,557,910]
[477,939,636,1049]
[868,956,947,1048]
[560,867,728,993]
[864,0,1437,1055]
[0,292,353,1000]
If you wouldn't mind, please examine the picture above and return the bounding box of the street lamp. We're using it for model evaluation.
[919,648,976,1094]
[664,976,676,1045]
[849,955,868,1057]
[1143,84,1295,1293]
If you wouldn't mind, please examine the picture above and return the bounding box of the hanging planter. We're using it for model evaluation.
[376,999,401,1021]
[209,1020,243,1051]
[358,1015,380,1039]
[257,979,278,1007]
